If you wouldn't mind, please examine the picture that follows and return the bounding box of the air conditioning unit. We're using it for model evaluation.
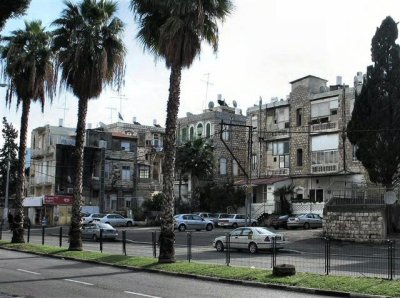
[67,188,73,194]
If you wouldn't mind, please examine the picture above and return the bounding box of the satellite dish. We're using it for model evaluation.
[384,191,397,204]
[232,100,237,108]
[208,101,214,109]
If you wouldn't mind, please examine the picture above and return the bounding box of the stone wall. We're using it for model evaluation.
[323,207,386,242]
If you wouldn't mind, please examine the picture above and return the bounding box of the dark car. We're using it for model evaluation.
[271,215,289,230]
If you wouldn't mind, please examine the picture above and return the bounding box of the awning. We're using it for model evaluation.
[23,196,43,207]
[234,176,289,186]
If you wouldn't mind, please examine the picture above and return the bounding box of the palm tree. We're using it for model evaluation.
[0,0,31,30]
[0,20,55,243]
[52,0,125,251]
[175,139,214,211]
[130,0,233,263]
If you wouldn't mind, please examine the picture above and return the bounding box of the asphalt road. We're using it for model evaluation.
[0,249,329,298]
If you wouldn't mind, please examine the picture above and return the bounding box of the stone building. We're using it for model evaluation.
[247,75,367,219]
[176,100,248,203]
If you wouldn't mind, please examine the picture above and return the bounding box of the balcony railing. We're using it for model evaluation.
[266,168,289,176]
[311,121,338,133]
[311,163,338,174]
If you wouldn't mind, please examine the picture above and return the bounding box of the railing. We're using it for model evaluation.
[311,121,338,133]
[251,202,275,219]
[292,202,324,216]
[266,168,289,176]
[311,163,338,174]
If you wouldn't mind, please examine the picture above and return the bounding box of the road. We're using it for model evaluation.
[0,249,329,298]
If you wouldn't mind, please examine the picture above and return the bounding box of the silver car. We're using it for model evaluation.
[82,222,118,241]
[174,214,214,232]
[287,213,323,229]
[99,213,134,227]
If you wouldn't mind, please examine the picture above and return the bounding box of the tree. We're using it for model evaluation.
[348,16,400,190]
[199,182,245,213]
[0,20,55,242]
[273,184,294,215]
[52,0,125,251]
[0,0,31,30]
[0,117,19,201]
[130,0,233,264]
[175,139,214,211]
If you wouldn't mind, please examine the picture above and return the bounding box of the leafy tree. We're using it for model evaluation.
[0,0,31,30]
[0,117,19,201]
[130,0,233,264]
[273,184,294,215]
[142,193,163,212]
[175,139,214,211]
[52,0,126,251]
[348,16,400,189]
[199,182,245,213]
[0,21,55,242]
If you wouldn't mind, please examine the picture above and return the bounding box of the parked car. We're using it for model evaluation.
[209,213,229,227]
[213,227,287,254]
[82,222,118,241]
[174,214,214,232]
[82,213,104,224]
[99,214,134,227]
[218,214,257,228]
[271,215,290,229]
[287,213,323,229]
[192,212,214,219]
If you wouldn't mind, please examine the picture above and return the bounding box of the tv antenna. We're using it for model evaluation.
[105,107,117,124]
[201,73,214,111]
[57,94,69,125]
[111,92,128,116]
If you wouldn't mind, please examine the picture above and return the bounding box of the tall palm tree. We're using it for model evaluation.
[52,0,125,251]
[0,0,31,30]
[130,0,233,263]
[0,20,55,243]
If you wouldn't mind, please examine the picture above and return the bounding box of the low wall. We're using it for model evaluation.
[323,206,386,242]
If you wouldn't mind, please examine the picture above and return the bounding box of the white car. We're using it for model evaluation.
[218,214,257,228]
[100,214,134,227]
[82,213,104,224]
[213,227,287,254]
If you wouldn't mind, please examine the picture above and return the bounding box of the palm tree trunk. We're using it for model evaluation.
[12,99,30,243]
[68,97,88,251]
[159,65,181,263]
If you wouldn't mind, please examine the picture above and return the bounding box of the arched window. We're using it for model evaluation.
[181,127,187,142]
[219,158,227,175]
[189,126,194,141]
[196,123,203,138]
[206,123,211,138]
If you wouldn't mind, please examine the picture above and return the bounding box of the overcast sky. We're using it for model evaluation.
[1,0,400,147]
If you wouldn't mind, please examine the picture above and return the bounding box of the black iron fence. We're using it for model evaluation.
[0,225,398,280]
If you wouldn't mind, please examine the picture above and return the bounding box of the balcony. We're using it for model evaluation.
[311,163,338,174]
[265,122,289,139]
[266,168,289,176]
[310,121,338,133]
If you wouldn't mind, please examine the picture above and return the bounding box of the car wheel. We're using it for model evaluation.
[206,223,213,231]
[232,223,238,229]
[126,221,133,227]
[303,222,310,229]
[251,222,257,227]
[93,234,98,242]
[178,224,186,232]
[216,241,224,252]
[249,242,258,254]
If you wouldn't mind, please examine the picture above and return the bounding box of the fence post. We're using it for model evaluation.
[41,226,45,245]
[187,232,192,262]
[122,230,126,256]
[100,228,103,253]
[27,223,30,243]
[325,237,331,275]
[59,227,62,247]
[388,240,394,280]
[152,231,157,258]
[271,236,277,268]
[225,233,230,266]
[0,222,2,240]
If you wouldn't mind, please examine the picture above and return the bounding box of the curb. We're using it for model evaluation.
[0,246,390,298]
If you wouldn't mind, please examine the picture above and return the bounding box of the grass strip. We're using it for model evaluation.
[0,240,398,297]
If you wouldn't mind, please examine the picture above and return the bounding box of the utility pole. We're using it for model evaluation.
[3,152,10,221]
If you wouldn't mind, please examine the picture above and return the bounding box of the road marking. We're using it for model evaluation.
[64,279,93,286]
[17,269,40,275]
[124,291,162,298]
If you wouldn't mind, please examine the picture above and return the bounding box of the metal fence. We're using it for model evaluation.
[0,225,398,280]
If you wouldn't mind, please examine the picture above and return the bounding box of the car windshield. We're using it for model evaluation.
[97,223,113,229]
[173,215,179,219]
[253,227,274,235]
[227,214,235,218]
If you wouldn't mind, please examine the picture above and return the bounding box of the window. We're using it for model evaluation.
[272,141,289,155]
[125,198,132,208]
[122,166,131,180]
[99,140,107,149]
[251,115,258,130]
[206,123,211,138]
[311,150,338,165]
[296,108,302,126]
[252,154,257,170]
[139,165,150,179]
[311,97,338,122]
[189,126,194,141]
[309,189,324,202]
[219,158,227,175]
[121,141,130,151]
[232,160,239,176]
[153,134,160,147]
[196,123,203,137]
[222,125,230,141]
[181,128,187,142]
[275,107,289,129]
[352,145,359,161]
[297,149,303,166]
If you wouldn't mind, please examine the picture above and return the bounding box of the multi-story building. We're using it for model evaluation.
[247,75,366,218]
[177,99,248,202]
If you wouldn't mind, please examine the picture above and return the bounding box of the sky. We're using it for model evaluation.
[1,0,400,147]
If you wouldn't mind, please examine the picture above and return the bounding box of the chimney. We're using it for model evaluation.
[58,118,63,127]
[153,119,157,126]
[217,94,222,101]
[336,76,342,85]
[132,117,136,123]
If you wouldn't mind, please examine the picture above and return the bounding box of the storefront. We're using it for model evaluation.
[44,195,73,225]
[22,196,44,226]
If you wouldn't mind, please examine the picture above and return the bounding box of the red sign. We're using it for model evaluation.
[44,195,73,205]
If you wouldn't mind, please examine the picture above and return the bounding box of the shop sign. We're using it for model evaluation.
[44,195,73,205]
